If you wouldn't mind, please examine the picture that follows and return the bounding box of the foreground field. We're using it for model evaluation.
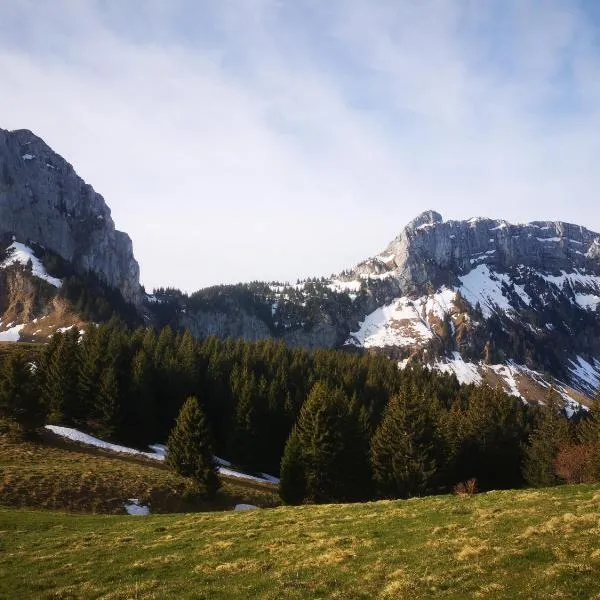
[0,431,279,514]
[2,484,600,599]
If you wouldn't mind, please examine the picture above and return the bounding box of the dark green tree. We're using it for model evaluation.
[166,396,220,499]
[42,329,81,424]
[279,426,306,504]
[523,392,570,487]
[97,365,121,440]
[370,389,438,498]
[0,352,45,438]
[291,381,370,503]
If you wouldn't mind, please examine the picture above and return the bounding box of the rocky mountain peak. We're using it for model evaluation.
[353,213,600,294]
[0,127,142,305]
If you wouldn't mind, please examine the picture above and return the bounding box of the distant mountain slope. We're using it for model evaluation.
[154,211,600,406]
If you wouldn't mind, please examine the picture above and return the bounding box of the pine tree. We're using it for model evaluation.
[0,352,45,438]
[279,427,306,504]
[42,329,81,424]
[523,393,570,487]
[128,349,156,444]
[97,365,121,441]
[370,389,438,498]
[292,381,369,503]
[166,396,220,499]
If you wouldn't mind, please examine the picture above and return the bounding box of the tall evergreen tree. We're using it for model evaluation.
[0,352,44,438]
[291,381,371,503]
[97,365,121,441]
[370,389,438,498]
[42,329,81,424]
[523,393,570,487]
[279,426,306,504]
[166,396,220,499]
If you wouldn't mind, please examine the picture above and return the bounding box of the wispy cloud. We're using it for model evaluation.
[0,0,599,291]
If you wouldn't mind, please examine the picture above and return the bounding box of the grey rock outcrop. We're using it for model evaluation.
[354,211,600,290]
[0,128,142,305]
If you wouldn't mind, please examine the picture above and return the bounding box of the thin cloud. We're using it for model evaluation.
[0,0,599,292]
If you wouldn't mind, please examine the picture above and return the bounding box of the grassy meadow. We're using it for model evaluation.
[2,483,600,599]
[0,431,279,514]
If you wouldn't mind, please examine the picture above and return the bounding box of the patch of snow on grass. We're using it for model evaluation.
[435,352,482,385]
[1,242,62,287]
[487,363,521,397]
[46,426,278,485]
[218,467,275,485]
[0,323,25,342]
[348,298,434,348]
[45,425,165,461]
[234,504,258,511]
[124,499,150,516]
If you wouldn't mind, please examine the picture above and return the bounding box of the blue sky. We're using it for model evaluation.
[1,0,600,292]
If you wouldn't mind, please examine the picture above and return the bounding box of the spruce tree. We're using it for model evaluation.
[279,427,306,504]
[97,365,121,441]
[0,352,45,438]
[370,389,438,498]
[523,394,570,487]
[42,329,81,424]
[292,381,370,503]
[166,396,220,499]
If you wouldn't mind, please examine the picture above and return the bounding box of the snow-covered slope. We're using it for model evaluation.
[45,425,280,485]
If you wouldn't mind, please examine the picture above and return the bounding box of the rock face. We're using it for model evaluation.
[0,128,142,305]
[158,211,600,405]
[354,210,600,292]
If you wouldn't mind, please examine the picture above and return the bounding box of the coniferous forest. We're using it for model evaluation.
[1,322,599,504]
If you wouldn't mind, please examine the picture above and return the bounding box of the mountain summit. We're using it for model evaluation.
[0,127,142,305]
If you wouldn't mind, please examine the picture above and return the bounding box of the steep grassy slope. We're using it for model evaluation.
[0,432,279,514]
[2,484,600,599]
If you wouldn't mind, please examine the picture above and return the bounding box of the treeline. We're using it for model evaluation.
[0,322,598,504]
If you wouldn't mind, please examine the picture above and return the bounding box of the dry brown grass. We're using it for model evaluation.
[0,430,279,514]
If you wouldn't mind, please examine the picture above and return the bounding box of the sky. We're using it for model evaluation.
[1,0,600,292]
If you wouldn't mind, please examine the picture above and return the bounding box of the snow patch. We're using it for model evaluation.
[568,356,600,395]
[45,426,278,485]
[327,280,362,294]
[45,425,165,461]
[234,504,258,511]
[458,265,530,318]
[124,499,150,516]
[22,154,35,160]
[575,294,600,311]
[348,298,434,348]
[1,242,62,287]
[0,323,25,342]
[435,352,482,385]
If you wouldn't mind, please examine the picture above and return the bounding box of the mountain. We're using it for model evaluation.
[156,211,600,407]
[0,128,142,305]
[1,126,598,406]
[0,127,143,338]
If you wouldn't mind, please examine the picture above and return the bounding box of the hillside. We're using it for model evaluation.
[2,483,600,599]
[0,431,279,515]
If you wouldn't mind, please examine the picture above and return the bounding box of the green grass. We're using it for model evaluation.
[2,484,600,599]
[0,431,280,514]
